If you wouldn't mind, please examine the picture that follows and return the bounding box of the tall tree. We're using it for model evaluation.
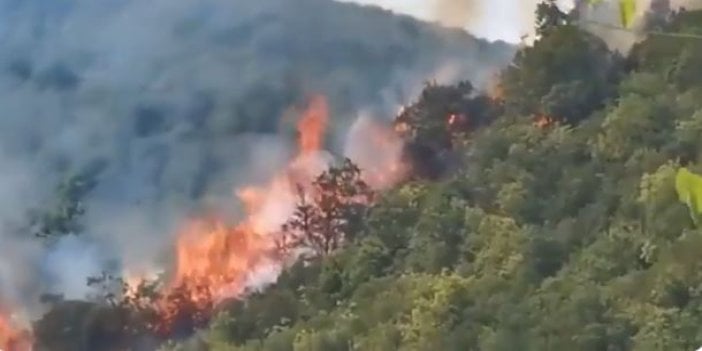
[281,159,373,258]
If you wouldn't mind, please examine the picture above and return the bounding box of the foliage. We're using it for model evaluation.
[31,162,104,239]
[501,17,621,124]
[393,81,504,180]
[535,0,571,36]
[675,167,702,225]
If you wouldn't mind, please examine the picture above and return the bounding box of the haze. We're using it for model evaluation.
[340,0,574,43]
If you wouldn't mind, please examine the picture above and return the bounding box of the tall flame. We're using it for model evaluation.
[120,94,406,336]
[0,93,407,344]
[131,95,333,333]
[297,95,328,155]
[171,219,272,302]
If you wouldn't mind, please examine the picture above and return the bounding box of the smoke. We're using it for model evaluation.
[572,0,638,51]
[343,114,407,189]
[434,0,480,28]
[42,236,105,301]
[351,0,539,43]
[430,0,575,43]
[0,150,50,319]
[0,0,514,319]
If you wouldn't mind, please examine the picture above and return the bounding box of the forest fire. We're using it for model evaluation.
[534,114,556,129]
[297,95,329,155]
[171,219,272,304]
[447,113,470,133]
[142,95,333,333]
[170,94,331,298]
[447,113,467,127]
[394,121,410,135]
[117,94,406,337]
[486,74,505,102]
[345,115,408,189]
[0,311,32,351]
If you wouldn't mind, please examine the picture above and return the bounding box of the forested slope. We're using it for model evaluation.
[0,0,513,340]
[157,6,702,351]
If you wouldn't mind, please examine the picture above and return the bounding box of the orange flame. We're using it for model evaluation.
[0,310,32,351]
[121,94,408,336]
[171,218,273,301]
[297,95,328,155]
[172,94,331,293]
[534,114,556,129]
[125,95,333,334]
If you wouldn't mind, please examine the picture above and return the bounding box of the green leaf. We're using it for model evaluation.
[619,0,636,28]
[674,167,702,225]
[587,0,636,28]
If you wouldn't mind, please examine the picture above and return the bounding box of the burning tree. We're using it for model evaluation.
[37,271,220,349]
[30,94,399,349]
[393,80,502,180]
[43,158,375,349]
[281,158,373,258]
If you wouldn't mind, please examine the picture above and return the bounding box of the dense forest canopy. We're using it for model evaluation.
[5,0,702,350]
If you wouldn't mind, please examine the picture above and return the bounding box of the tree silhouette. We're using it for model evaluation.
[281,158,373,258]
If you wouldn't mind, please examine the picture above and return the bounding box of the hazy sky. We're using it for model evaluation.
[339,0,571,43]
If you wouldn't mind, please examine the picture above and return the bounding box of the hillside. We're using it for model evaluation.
[146,6,702,351]
[0,0,514,330]
[7,2,702,351]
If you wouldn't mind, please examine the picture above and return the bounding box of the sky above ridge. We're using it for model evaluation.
[338,0,575,43]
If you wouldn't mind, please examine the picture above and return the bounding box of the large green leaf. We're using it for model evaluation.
[675,167,702,225]
[619,0,636,28]
[587,0,636,28]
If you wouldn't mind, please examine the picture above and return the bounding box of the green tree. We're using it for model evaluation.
[535,0,570,36]
[502,24,619,124]
[32,168,101,239]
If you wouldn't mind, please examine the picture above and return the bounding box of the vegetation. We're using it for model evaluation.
[29,3,702,351]
[280,159,374,258]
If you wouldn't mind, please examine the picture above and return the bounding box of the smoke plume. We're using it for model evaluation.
[434,0,480,28]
